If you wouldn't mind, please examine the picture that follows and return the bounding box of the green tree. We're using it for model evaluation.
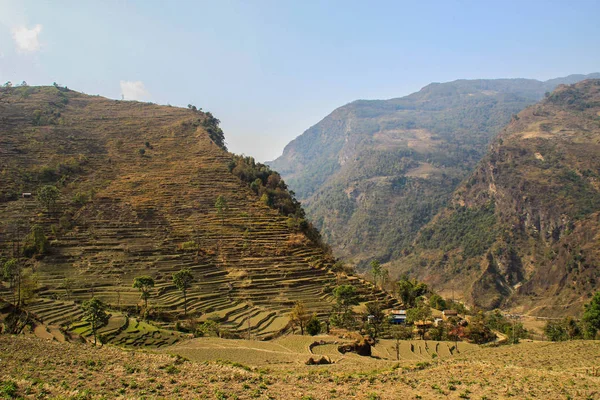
[133,276,155,313]
[202,112,227,150]
[397,277,415,306]
[2,259,21,306]
[407,301,432,340]
[543,317,582,341]
[23,225,49,257]
[406,303,432,324]
[397,276,428,308]
[333,285,359,313]
[306,314,321,336]
[37,185,60,212]
[196,319,221,337]
[464,312,496,344]
[582,292,600,339]
[19,268,38,305]
[486,309,508,331]
[380,267,390,289]
[429,293,447,310]
[331,285,360,329]
[370,260,382,288]
[172,269,194,316]
[505,321,527,344]
[82,298,110,346]
[564,316,582,340]
[428,321,447,341]
[215,195,228,225]
[289,301,310,335]
[544,320,568,342]
[364,301,385,339]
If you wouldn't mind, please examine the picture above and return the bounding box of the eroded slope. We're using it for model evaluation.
[398,80,600,315]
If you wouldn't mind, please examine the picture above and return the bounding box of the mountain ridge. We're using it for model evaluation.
[269,73,600,272]
[399,79,600,315]
[0,85,394,340]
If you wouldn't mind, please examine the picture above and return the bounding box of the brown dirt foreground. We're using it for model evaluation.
[1,335,600,399]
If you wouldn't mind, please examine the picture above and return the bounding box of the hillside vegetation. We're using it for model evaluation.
[0,85,394,341]
[269,74,600,269]
[397,80,600,315]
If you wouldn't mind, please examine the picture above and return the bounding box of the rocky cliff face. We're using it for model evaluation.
[269,74,600,270]
[400,80,600,315]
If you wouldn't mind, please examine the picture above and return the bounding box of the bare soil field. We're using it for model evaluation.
[1,334,599,399]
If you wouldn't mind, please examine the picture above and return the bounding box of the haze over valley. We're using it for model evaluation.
[1,1,600,399]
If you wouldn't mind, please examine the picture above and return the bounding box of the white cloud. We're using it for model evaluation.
[120,80,150,101]
[11,24,42,53]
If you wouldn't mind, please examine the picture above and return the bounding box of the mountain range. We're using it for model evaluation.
[270,74,600,315]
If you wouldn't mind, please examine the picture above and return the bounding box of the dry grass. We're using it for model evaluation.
[1,335,599,399]
[404,162,440,179]
[0,86,397,341]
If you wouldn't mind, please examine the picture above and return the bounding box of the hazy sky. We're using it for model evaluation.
[1,0,599,161]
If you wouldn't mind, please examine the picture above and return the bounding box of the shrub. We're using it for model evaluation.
[544,320,568,341]
[164,365,179,375]
[23,225,49,257]
[0,379,18,398]
[37,185,60,212]
[179,241,198,251]
[429,294,447,310]
[72,192,89,206]
[306,314,321,336]
[195,320,221,337]
[582,292,600,339]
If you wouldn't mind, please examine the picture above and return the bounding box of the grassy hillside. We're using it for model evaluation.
[0,85,395,340]
[1,335,599,399]
[397,80,600,315]
[269,74,600,269]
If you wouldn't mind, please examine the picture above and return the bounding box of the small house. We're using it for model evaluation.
[22,192,32,198]
[413,320,433,328]
[389,309,407,325]
[442,309,458,320]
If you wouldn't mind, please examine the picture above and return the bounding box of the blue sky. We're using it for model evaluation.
[1,0,599,161]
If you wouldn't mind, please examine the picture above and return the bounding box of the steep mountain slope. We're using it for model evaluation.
[397,80,600,315]
[0,85,395,338]
[269,74,600,268]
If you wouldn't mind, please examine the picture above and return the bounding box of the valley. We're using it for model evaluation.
[270,75,600,315]
[1,81,599,399]
[2,2,600,399]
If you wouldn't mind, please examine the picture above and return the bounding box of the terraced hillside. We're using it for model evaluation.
[0,85,396,339]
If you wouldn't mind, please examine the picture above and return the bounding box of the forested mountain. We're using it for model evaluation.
[398,79,600,315]
[269,74,600,269]
[0,85,393,340]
